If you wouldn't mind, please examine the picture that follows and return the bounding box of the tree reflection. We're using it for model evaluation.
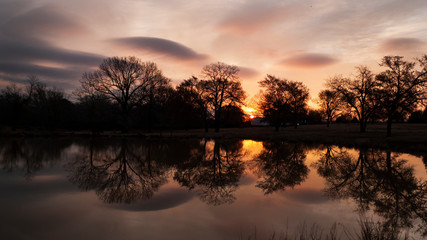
[69,139,170,204]
[252,142,308,194]
[315,146,427,237]
[0,138,72,179]
[173,140,245,205]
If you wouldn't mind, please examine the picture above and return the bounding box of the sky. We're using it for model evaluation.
[0,0,427,103]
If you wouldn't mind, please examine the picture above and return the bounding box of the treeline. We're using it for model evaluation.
[0,55,426,135]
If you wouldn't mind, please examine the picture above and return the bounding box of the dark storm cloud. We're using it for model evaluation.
[379,38,426,53]
[280,53,338,68]
[110,188,196,212]
[112,37,209,61]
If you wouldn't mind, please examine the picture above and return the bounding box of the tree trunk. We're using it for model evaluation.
[359,119,366,133]
[214,109,221,132]
[203,109,208,132]
[387,115,392,137]
[326,116,331,127]
[147,101,153,133]
[275,123,280,132]
[121,105,129,133]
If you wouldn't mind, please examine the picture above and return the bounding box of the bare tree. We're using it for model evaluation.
[176,76,210,132]
[286,80,310,128]
[318,89,342,127]
[78,56,167,132]
[328,66,378,132]
[200,62,246,132]
[258,75,309,131]
[375,55,427,137]
[258,75,288,131]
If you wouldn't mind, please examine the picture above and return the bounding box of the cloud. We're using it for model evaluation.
[217,2,301,35]
[238,66,259,79]
[0,36,104,88]
[280,53,338,68]
[0,38,104,66]
[0,3,88,38]
[0,62,76,79]
[378,38,426,53]
[112,37,209,61]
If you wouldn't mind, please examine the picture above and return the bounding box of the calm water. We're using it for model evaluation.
[0,138,426,240]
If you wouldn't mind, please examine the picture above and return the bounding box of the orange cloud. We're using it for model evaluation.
[280,53,338,68]
[378,38,426,53]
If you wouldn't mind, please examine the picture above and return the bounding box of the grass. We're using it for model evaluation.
[1,123,426,154]
[143,123,427,153]
[239,217,412,240]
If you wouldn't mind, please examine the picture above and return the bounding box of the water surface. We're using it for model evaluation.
[0,138,426,239]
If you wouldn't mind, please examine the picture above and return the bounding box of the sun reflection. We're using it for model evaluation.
[241,140,263,161]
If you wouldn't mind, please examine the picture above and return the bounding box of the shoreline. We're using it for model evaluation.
[1,123,427,154]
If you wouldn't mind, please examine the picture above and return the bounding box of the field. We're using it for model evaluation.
[2,123,427,153]
[145,123,427,152]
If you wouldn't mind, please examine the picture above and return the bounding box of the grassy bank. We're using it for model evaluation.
[1,123,427,153]
[143,123,427,152]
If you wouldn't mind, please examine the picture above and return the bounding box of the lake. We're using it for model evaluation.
[0,138,426,240]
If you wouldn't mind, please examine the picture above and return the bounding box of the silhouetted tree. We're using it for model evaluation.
[168,76,210,131]
[221,104,245,127]
[258,75,288,131]
[0,84,26,129]
[328,66,378,132]
[252,142,308,194]
[78,56,168,132]
[318,89,342,127]
[74,93,117,132]
[140,68,172,132]
[408,108,427,123]
[258,75,309,131]
[375,55,427,137]
[306,109,322,124]
[286,80,310,128]
[200,62,246,132]
[25,76,73,129]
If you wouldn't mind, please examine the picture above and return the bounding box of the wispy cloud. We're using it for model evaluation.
[238,66,260,79]
[217,2,300,35]
[378,38,426,53]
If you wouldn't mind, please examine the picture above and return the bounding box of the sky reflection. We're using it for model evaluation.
[0,138,425,239]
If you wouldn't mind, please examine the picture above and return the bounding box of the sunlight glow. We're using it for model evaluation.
[242,106,256,115]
